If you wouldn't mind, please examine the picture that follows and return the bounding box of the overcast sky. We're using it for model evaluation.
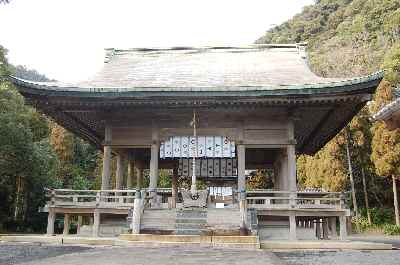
[0,0,314,82]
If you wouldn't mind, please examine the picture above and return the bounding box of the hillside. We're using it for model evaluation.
[256,0,400,226]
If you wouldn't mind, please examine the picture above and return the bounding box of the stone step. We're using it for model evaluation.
[175,218,207,224]
[175,223,207,230]
[177,212,207,218]
[175,229,209,235]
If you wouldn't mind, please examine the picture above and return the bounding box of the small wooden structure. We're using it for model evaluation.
[11,44,383,240]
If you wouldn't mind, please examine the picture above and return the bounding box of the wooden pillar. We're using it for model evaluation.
[315,219,321,239]
[136,164,143,190]
[93,210,100,237]
[101,126,112,190]
[149,143,159,191]
[77,215,83,235]
[127,159,134,189]
[101,146,112,190]
[329,217,338,238]
[287,120,297,192]
[63,213,70,235]
[289,214,297,240]
[171,167,178,208]
[322,218,329,240]
[237,144,246,192]
[339,216,347,240]
[115,154,124,190]
[46,209,55,236]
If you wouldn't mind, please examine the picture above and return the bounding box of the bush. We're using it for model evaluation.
[360,207,395,225]
[383,224,400,235]
[352,216,375,233]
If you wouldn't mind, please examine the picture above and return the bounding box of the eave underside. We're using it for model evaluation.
[21,93,371,155]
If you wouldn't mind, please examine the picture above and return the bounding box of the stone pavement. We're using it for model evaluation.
[2,242,400,265]
[1,243,284,265]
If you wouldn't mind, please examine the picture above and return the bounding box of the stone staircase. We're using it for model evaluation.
[140,209,176,234]
[175,208,208,235]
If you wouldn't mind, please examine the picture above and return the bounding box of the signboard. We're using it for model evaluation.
[178,158,238,178]
[160,136,235,159]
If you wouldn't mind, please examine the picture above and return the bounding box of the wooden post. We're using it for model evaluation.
[46,209,55,236]
[77,215,83,235]
[171,166,178,208]
[149,124,159,207]
[345,128,359,217]
[101,146,112,190]
[132,192,142,234]
[63,213,70,235]
[315,219,321,239]
[289,214,297,240]
[393,175,400,225]
[127,159,134,189]
[115,154,124,190]
[239,191,248,235]
[322,218,329,240]
[287,120,297,193]
[237,145,246,192]
[329,217,338,238]
[339,215,347,240]
[93,209,100,237]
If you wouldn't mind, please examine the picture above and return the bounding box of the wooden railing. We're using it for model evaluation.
[246,190,346,210]
[46,189,137,208]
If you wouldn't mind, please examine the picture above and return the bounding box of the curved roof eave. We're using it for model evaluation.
[9,71,384,98]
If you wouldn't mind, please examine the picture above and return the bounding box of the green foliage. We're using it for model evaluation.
[383,224,400,235]
[257,0,400,225]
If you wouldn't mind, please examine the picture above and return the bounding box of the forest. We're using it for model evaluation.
[1,0,400,234]
[257,0,400,233]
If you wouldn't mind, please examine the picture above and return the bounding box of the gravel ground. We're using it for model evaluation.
[2,242,400,265]
[274,249,400,265]
[0,243,283,265]
[0,242,92,265]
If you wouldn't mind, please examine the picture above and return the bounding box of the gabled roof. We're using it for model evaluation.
[10,44,383,93]
[9,44,384,154]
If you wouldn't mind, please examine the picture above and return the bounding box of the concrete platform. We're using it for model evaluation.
[1,235,392,250]
[119,234,260,249]
[0,234,260,249]
[261,240,393,250]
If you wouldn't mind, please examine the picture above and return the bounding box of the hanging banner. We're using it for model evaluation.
[160,136,235,159]
[172,136,181,157]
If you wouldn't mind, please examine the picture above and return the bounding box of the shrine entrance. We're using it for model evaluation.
[159,135,238,209]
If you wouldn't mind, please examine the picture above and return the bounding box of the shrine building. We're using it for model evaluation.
[10,44,383,242]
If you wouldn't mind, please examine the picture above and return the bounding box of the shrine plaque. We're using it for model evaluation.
[232,158,238,176]
[200,159,208,177]
[181,137,189,158]
[195,159,201,176]
[197,136,206,157]
[189,136,196,157]
[206,136,214,157]
[160,143,165,159]
[220,159,227,176]
[213,159,220,177]
[182,158,189,176]
[214,136,222,157]
[207,158,214,177]
[178,158,183,175]
[222,137,231,157]
[164,138,173,158]
[226,158,233,176]
[188,158,193,177]
[172,136,181,157]
[230,142,236,157]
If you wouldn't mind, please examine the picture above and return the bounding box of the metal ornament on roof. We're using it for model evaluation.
[159,136,236,158]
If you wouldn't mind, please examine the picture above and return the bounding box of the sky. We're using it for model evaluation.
[0,0,314,82]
